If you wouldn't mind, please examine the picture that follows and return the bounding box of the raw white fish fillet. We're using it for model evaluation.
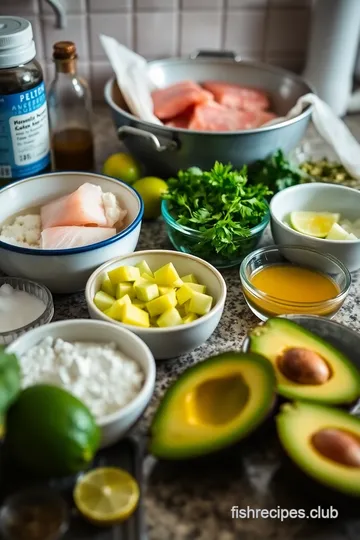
[40,183,124,229]
[41,226,116,249]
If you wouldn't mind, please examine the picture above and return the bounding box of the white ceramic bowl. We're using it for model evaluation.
[85,250,227,360]
[270,183,360,272]
[7,319,156,448]
[0,172,143,293]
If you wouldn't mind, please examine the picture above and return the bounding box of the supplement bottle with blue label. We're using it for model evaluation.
[0,16,51,183]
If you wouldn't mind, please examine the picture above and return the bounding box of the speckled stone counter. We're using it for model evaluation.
[14,108,360,540]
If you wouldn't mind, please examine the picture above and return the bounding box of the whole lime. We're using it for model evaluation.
[133,177,168,220]
[102,153,142,184]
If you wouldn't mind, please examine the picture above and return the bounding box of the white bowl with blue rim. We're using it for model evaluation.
[0,172,143,293]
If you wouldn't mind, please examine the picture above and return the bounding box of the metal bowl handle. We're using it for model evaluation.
[117,126,178,152]
[190,49,241,61]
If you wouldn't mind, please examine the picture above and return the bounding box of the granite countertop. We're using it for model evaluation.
[25,109,360,540]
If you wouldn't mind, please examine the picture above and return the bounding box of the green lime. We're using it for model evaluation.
[290,211,340,238]
[133,177,168,220]
[102,153,142,184]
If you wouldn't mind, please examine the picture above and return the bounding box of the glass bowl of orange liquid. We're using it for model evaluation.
[239,245,351,321]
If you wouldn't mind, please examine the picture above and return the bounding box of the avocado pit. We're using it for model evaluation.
[311,428,360,468]
[277,347,331,385]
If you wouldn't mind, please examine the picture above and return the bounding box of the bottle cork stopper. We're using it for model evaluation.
[53,41,77,60]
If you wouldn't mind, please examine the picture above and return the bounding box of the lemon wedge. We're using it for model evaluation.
[290,211,340,238]
[73,467,140,526]
[326,223,357,240]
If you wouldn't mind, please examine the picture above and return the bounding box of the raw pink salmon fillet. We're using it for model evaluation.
[41,183,110,229]
[41,226,116,249]
[202,81,270,111]
[152,81,213,120]
[188,102,273,131]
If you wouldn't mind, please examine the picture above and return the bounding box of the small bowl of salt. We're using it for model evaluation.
[0,277,54,346]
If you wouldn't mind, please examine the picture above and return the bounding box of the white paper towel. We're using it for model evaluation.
[100,35,360,180]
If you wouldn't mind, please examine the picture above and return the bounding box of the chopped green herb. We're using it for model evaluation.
[248,150,304,193]
[163,162,271,262]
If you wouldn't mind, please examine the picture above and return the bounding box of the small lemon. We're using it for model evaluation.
[102,153,142,184]
[133,177,168,220]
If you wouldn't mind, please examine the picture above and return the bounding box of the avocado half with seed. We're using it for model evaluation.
[277,401,360,497]
[248,318,360,405]
[149,352,276,460]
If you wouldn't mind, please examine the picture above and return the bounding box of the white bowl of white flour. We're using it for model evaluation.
[7,319,156,448]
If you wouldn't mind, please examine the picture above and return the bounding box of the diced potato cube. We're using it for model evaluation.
[154,263,181,286]
[116,282,136,300]
[133,299,146,309]
[108,265,140,285]
[94,291,115,312]
[158,286,174,296]
[121,304,150,328]
[173,279,184,288]
[187,282,206,294]
[141,272,155,283]
[134,280,159,302]
[136,260,153,277]
[157,307,183,327]
[104,294,132,321]
[149,316,158,327]
[146,290,177,317]
[101,274,116,297]
[183,299,191,314]
[181,274,198,284]
[176,284,194,305]
[182,313,198,324]
[189,292,213,315]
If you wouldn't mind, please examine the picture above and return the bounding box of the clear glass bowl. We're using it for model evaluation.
[161,199,270,269]
[0,487,68,540]
[239,245,351,321]
[0,277,54,346]
[290,141,360,189]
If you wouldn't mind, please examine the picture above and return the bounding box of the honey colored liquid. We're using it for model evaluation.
[52,128,94,171]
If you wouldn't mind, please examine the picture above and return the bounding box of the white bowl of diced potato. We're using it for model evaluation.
[85,250,227,360]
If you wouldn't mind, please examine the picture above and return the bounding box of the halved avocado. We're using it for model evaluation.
[277,401,360,497]
[248,318,360,404]
[149,352,276,459]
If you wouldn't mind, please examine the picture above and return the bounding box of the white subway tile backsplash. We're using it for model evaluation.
[224,10,266,54]
[3,0,310,96]
[266,54,305,74]
[266,8,309,53]
[90,61,114,101]
[270,0,310,6]
[89,13,133,59]
[41,0,86,14]
[41,14,89,60]
[228,0,267,7]
[88,0,133,11]
[180,11,222,56]
[135,12,178,58]
[136,0,178,10]
[0,0,39,15]
[182,0,224,9]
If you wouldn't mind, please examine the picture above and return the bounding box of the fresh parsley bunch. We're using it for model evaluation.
[163,162,272,260]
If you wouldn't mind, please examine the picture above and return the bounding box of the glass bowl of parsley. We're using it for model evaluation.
[161,162,271,269]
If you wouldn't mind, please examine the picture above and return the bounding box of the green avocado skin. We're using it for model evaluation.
[5,384,101,477]
[0,349,21,416]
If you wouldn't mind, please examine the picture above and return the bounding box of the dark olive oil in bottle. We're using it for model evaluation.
[48,41,95,171]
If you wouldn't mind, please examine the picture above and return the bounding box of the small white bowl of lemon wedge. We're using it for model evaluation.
[270,183,360,272]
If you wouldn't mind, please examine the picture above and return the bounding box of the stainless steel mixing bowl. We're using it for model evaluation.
[104,50,313,176]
